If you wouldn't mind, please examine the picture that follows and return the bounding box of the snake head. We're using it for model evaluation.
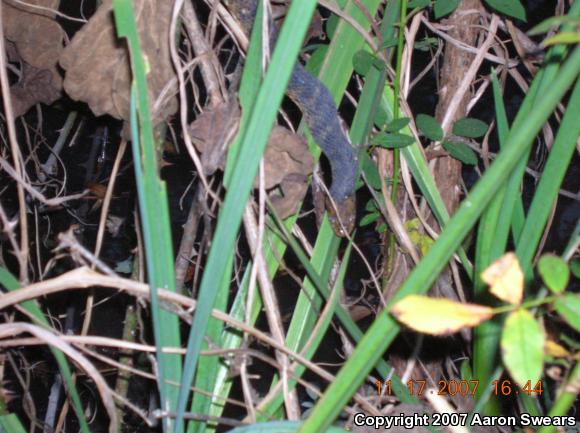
[327,195,356,238]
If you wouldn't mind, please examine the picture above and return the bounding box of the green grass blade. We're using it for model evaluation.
[112,2,183,430]
[298,45,580,433]
[497,1,580,256]
[471,73,511,414]
[0,268,90,433]
[206,268,262,423]
[0,414,27,433]
[516,78,580,273]
[189,258,232,433]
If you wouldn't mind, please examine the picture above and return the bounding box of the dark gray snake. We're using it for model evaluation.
[226,0,358,236]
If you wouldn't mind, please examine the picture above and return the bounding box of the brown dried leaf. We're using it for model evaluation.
[10,62,61,117]
[3,0,64,114]
[188,100,241,175]
[258,126,313,189]
[189,101,314,218]
[59,0,177,123]
[259,126,313,218]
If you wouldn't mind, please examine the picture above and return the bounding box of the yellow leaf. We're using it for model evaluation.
[545,340,570,358]
[391,295,493,336]
[481,252,524,305]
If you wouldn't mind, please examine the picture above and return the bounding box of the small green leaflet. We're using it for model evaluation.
[434,0,459,19]
[386,117,411,132]
[453,118,488,138]
[416,114,443,141]
[372,132,414,148]
[443,139,478,165]
[353,50,374,76]
[554,294,580,332]
[537,254,570,294]
[571,259,580,279]
[353,50,385,76]
[360,153,382,190]
[484,0,526,21]
[360,212,380,226]
[501,309,544,387]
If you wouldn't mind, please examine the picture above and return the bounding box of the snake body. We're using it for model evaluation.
[226,0,358,236]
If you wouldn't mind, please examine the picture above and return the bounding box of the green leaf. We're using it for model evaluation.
[453,117,489,138]
[554,294,580,332]
[365,199,378,212]
[360,211,380,226]
[361,153,382,190]
[501,309,544,387]
[353,50,375,76]
[372,132,414,148]
[537,254,570,293]
[484,0,526,21]
[544,32,580,46]
[443,139,478,165]
[408,0,430,9]
[434,0,459,19]
[416,113,443,141]
[571,259,580,279]
[386,117,411,132]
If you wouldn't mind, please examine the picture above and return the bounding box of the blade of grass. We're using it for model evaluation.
[0,414,27,433]
[207,268,263,423]
[0,267,90,433]
[496,1,580,256]
[112,2,183,430]
[194,4,269,430]
[515,74,580,274]
[297,45,580,433]
[471,72,512,415]
[188,258,232,433]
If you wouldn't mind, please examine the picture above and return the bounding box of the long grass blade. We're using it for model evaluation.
[112,2,183,430]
